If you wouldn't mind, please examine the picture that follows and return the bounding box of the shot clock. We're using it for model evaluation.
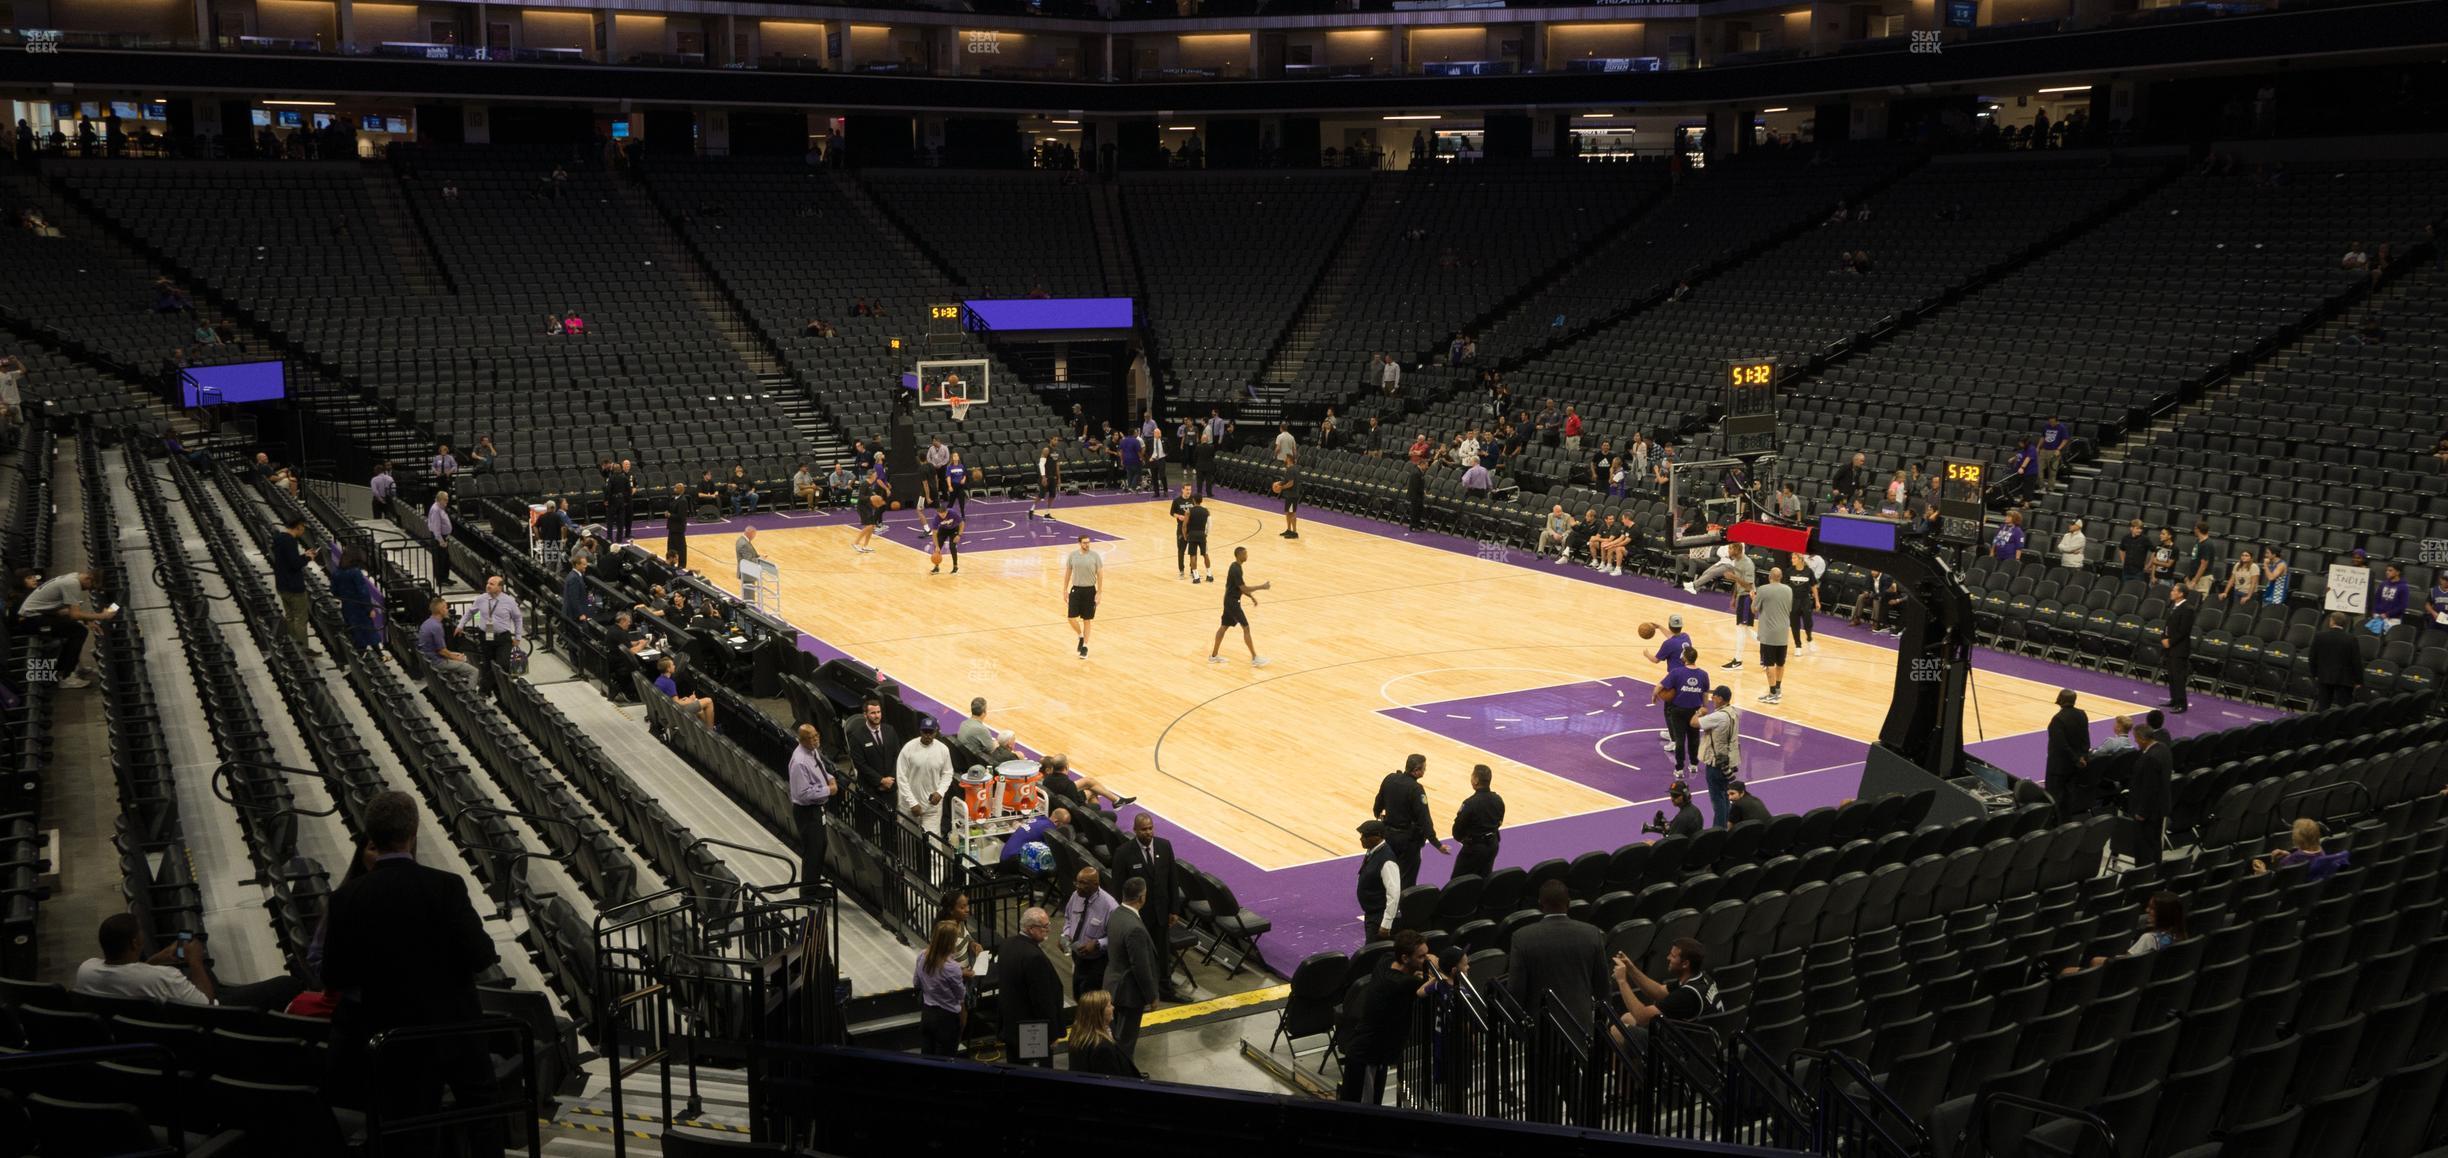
[1938,458,1988,543]
[1722,357,1780,457]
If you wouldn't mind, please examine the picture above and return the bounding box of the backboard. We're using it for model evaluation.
[916,359,991,411]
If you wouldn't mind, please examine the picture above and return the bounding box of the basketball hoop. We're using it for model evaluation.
[947,396,971,423]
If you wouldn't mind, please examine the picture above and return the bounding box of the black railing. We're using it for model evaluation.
[1640,1020,1725,1139]
[1803,1049,1927,1158]
[1724,1031,1818,1152]
[1972,1092,2109,1158]
[364,1017,542,1158]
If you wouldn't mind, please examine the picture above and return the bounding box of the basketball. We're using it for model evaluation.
[1271,481,1287,494]
[890,501,903,511]
[869,494,885,508]
[1639,622,1658,640]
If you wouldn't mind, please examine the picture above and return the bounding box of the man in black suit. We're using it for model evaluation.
[1109,813,1188,1002]
[995,907,1064,1067]
[2127,725,2175,868]
[2044,688,2093,815]
[1406,463,1428,531]
[1372,754,1446,887]
[1504,880,1608,1033]
[321,790,504,1156]
[1449,764,1506,881]
[603,458,635,542]
[844,696,900,842]
[1106,877,1162,1063]
[2309,611,2363,709]
[2160,582,2197,714]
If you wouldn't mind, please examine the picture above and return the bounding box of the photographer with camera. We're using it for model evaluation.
[1644,780,1704,839]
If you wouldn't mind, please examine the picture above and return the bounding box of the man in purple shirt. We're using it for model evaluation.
[416,597,477,686]
[2037,417,2071,493]
[425,491,454,586]
[1461,458,1492,498]
[1059,867,1117,998]
[1000,807,1073,865]
[1992,511,2027,562]
[430,443,458,480]
[369,462,396,506]
[787,724,836,896]
[2376,563,2410,627]
[461,574,524,683]
[1119,431,1143,492]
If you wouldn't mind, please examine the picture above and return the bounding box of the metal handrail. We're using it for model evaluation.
[682,836,802,898]
[1971,1092,2112,1158]
[209,759,344,818]
[1800,1047,1930,1157]
[365,1016,542,1158]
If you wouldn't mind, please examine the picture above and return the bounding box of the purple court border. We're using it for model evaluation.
[770,484,2282,973]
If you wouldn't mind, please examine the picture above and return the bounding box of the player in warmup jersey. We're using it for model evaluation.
[853,477,887,554]
[1183,496,1214,583]
[1168,484,1195,580]
[1065,535,1102,658]
[1274,454,1302,539]
[944,452,971,515]
[1032,439,1062,521]
[929,502,964,575]
[1209,546,1272,667]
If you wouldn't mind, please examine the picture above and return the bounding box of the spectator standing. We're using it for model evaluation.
[1449,764,1505,880]
[895,716,956,837]
[1273,423,1297,466]
[605,458,636,542]
[2127,727,2174,865]
[1693,686,1744,826]
[2309,612,2361,708]
[332,549,384,661]
[996,908,1063,1066]
[462,574,523,685]
[561,556,592,624]
[2161,583,2197,713]
[2119,519,2149,581]
[321,790,502,1154]
[2045,688,2092,814]
[1506,881,1607,1032]
[1379,354,1402,396]
[2056,519,2088,570]
[1992,511,2027,561]
[268,516,314,649]
[2187,523,2218,588]
[1060,868,1116,997]
[1372,754,1445,886]
[2376,562,2410,628]
[1109,814,1187,1001]
[1105,878,1161,1062]
[2037,416,2071,492]
[786,724,835,895]
[368,461,395,507]
[1337,930,1452,1104]
[914,919,971,1056]
[666,483,690,568]
[425,490,454,585]
[1356,821,1402,941]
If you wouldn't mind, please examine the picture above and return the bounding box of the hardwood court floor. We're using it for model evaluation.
[743,495,2150,871]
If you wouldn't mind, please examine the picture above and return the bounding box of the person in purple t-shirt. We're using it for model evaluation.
[2376,563,2409,627]
[2037,417,2071,492]
[1992,511,2027,562]
[2008,439,2040,500]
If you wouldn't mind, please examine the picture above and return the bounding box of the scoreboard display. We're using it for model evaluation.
[1939,458,1988,543]
[1722,357,1779,457]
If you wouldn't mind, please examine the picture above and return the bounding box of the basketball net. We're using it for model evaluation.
[947,396,970,422]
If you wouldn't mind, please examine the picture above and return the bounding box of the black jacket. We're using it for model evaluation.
[322,858,496,1050]
[2045,706,2090,796]
[1453,790,1505,844]
[1106,904,1161,1012]
[2163,599,2198,658]
[995,934,1064,1051]
[1505,913,1609,1033]
[1372,772,1436,848]
[1109,836,1178,925]
[2129,742,2174,821]
[846,719,902,795]
[2309,627,2362,688]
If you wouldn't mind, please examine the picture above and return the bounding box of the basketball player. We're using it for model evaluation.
[1650,644,1710,778]
[852,475,886,554]
[944,451,971,515]
[1683,541,1754,598]
[1754,568,1792,704]
[1184,495,1214,583]
[1275,453,1302,539]
[1786,551,1819,654]
[1724,574,1756,671]
[1650,614,1690,753]
[1032,438,1062,521]
[1065,534,1102,658]
[929,501,964,575]
[1169,484,1195,580]
[1210,545,1271,667]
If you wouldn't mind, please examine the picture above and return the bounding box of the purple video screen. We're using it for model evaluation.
[181,361,288,408]
[1816,513,1900,554]
[962,298,1134,333]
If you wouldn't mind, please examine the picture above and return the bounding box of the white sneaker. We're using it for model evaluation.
[1682,581,1698,594]
[1251,657,1270,668]
[1760,692,1782,704]
[58,673,93,689]
[1208,655,1227,664]
[1609,565,1623,576]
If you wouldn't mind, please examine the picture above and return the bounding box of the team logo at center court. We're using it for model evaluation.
[965,31,1002,54]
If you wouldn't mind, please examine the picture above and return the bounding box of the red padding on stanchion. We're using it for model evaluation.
[1727,520,1812,556]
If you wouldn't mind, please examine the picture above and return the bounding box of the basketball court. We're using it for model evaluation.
[667,481,2279,966]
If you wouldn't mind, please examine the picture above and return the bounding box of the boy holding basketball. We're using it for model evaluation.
[853,476,887,554]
